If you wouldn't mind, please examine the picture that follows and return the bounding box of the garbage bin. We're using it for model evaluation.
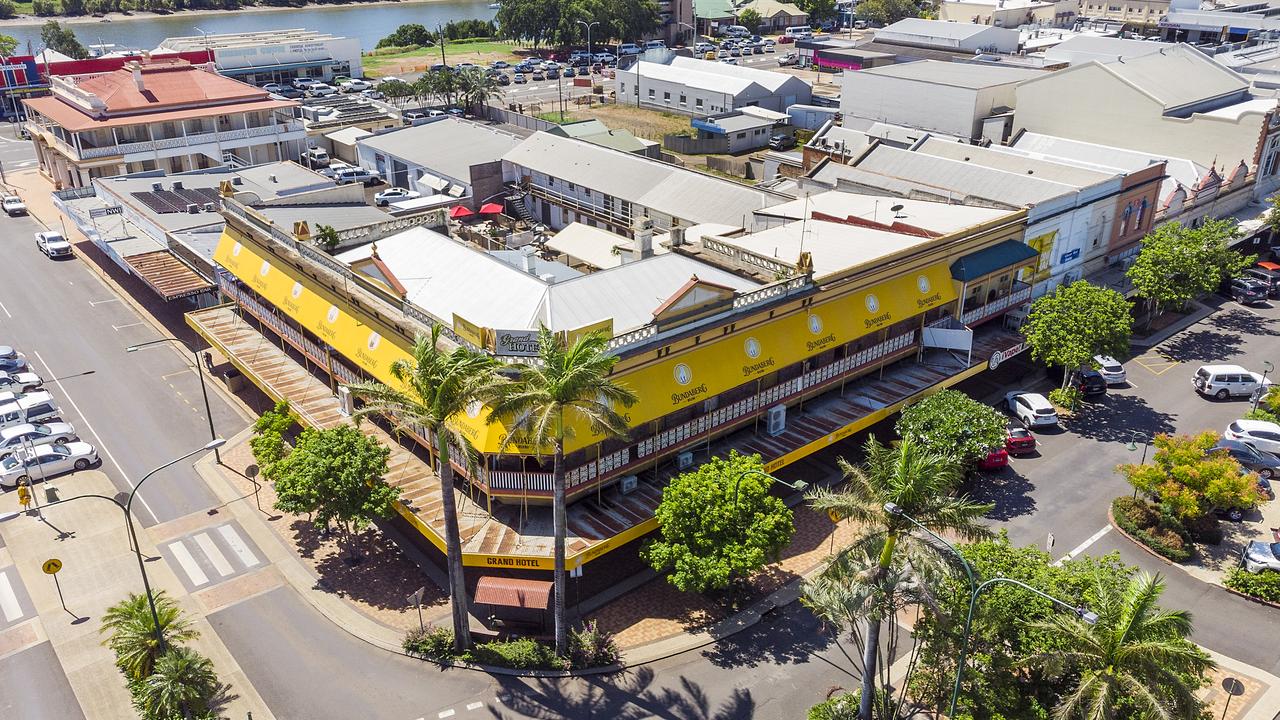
[222,367,245,392]
[44,485,58,503]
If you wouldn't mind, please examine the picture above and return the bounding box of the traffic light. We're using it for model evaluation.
[17,484,30,507]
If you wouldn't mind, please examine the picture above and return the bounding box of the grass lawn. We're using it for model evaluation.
[525,101,691,140]
[362,40,524,77]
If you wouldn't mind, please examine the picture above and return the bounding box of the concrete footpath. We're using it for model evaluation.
[0,471,274,720]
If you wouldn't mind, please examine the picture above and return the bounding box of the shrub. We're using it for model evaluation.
[1185,514,1224,545]
[0,0,16,19]
[469,638,566,670]
[32,0,58,14]
[1048,386,1082,411]
[402,625,455,662]
[567,620,620,669]
[1111,497,1192,562]
[1224,568,1280,602]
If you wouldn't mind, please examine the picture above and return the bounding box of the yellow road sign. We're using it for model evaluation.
[828,509,842,523]
[42,558,62,575]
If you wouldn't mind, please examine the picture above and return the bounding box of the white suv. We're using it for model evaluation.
[1005,391,1059,428]
[35,231,72,258]
[1194,364,1271,400]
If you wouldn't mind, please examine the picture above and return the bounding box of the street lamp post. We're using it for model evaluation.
[41,439,225,652]
[1127,431,1152,498]
[883,502,1096,719]
[732,469,808,520]
[1253,360,1275,413]
[576,20,600,60]
[127,338,220,464]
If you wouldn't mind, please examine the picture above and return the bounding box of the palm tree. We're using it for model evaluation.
[455,67,501,114]
[806,436,993,720]
[488,327,638,655]
[99,590,199,681]
[1028,572,1214,720]
[347,326,507,651]
[138,646,221,720]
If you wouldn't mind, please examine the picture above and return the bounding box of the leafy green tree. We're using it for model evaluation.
[100,591,199,681]
[736,7,762,30]
[314,223,340,252]
[249,400,294,482]
[642,451,795,593]
[806,436,992,720]
[379,79,415,101]
[0,32,16,55]
[854,0,919,24]
[347,326,507,652]
[896,388,1006,469]
[490,327,638,656]
[0,4,17,22]
[455,66,501,113]
[271,424,398,557]
[1127,219,1254,314]
[376,22,435,49]
[1029,572,1213,720]
[798,0,837,23]
[40,21,89,58]
[136,646,221,720]
[1119,431,1261,521]
[1021,280,1132,389]
[61,0,87,16]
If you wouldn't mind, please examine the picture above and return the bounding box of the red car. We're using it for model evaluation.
[978,447,1009,470]
[1004,425,1037,455]
[778,35,795,43]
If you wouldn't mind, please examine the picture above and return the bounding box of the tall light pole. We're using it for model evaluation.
[1253,360,1274,413]
[127,338,220,464]
[1127,430,1152,497]
[884,502,1096,720]
[577,20,600,60]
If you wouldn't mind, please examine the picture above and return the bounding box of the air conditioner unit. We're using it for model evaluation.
[619,474,638,494]
[337,386,354,416]
[203,202,216,212]
[677,451,694,470]
[767,404,786,436]
[151,182,163,192]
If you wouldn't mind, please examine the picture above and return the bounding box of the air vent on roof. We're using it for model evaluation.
[231,177,243,186]
[186,204,199,214]
[172,181,183,191]
[203,202,216,212]
[151,182,163,192]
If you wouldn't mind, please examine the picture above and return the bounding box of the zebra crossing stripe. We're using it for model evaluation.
[168,541,209,587]
[193,532,234,577]
[0,571,22,622]
[216,525,260,568]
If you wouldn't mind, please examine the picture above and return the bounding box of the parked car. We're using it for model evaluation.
[778,52,798,66]
[1004,424,1037,455]
[1245,265,1280,296]
[292,78,320,89]
[0,370,41,393]
[978,447,1009,470]
[1224,419,1280,454]
[1193,364,1272,400]
[593,52,617,64]
[1093,354,1126,385]
[0,422,76,459]
[513,72,527,84]
[531,70,546,81]
[491,60,510,69]
[546,67,560,79]
[767,134,795,150]
[1241,540,1280,573]
[361,88,386,100]
[340,79,371,93]
[1005,391,1058,428]
[35,230,72,258]
[563,67,576,78]
[1070,369,1107,396]
[694,42,715,54]
[275,87,305,99]
[402,110,428,125]
[0,391,61,430]
[305,83,337,97]
[374,188,422,206]
[333,167,381,187]
[1224,276,1269,305]
[496,73,512,85]
[1212,438,1280,479]
[0,441,98,488]
[764,40,776,51]
[0,347,25,373]
[2,194,26,216]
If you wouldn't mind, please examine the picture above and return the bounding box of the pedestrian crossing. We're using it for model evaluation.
[0,566,32,629]
[161,522,262,592]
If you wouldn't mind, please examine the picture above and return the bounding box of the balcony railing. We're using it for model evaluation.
[960,281,1031,326]
[79,123,300,160]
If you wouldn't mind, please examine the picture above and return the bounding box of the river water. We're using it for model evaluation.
[1,1,497,55]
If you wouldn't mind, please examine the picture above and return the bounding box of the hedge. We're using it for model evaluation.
[402,621,620,671]
[1111,497,1192,562]
[1224,568,1280,602]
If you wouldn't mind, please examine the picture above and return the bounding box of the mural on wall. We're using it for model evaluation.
[1022,230,1058,284]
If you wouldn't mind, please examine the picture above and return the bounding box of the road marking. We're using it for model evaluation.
[88,298,120,306]
[216,524,260,568]
[439,710,456,718]
[193,532,234,577]
[0,300,9,318]
[161,371,189,380]
[0,571,22,622]
[32,350,157,524]
[111,322,143,331]
[1053,525,1112,566]
[1134,352,1180,376]
[466,702,483,710]
[168,540,209,586]
[1235,303,1262,316]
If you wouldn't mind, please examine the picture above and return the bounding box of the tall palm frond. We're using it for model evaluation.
[99,591,198,681]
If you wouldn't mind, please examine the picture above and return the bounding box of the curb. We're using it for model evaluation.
[1128,299,1217,350]
[1107,504,1182,568]
[1220,583,1280,611]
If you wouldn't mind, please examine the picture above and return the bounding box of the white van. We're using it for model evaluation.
[1193,364,1272,400]
[300,147,330,169]
[643,40,666,51]
[785,25,814,39]
[0,391,60,430]
[721,25,750,38]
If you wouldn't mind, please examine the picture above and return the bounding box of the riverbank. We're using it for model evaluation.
[0,0,466,29]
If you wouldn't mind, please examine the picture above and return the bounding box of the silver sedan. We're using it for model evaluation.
[0,422,76,458]
[0,441,98,488]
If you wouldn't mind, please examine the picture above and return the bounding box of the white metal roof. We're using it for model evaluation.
[1042,35,1168,65]
[1008,131,1205,198]
[755,190,1009,234]
[915,136,1117,187]
[853,144,1080,206]
[621,60,758,95]
[326,126,371,145]
[712,219,942,279]
[545,222,669,270]
[359,119,523,183]
[855,60,1046,89]
[668,55,805,94]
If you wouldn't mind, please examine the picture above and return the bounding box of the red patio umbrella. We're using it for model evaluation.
[478,202,504,215]
[449,205,475,219]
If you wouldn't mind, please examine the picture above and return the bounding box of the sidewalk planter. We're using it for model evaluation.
[402,621,621,672]
[1223,568,1280,604]
[1111,497,1193,563]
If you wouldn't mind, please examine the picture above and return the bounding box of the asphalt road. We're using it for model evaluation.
[0,641,86,720]
[0,210,243,526]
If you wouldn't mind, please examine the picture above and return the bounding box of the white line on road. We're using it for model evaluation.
[193,532,235,577]
[1053,525,1113,567]
[439,710,456,719]
[0,300,10,318]
[111,322,143,331]
[168,540,209,586]
[466,702,483,711]
[88,298,120,306]
[0,571,23,622]
[217,524,260,568]
[32,349,158,524]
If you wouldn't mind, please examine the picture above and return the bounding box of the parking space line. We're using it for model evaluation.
[168,541,209,587]
[88,297,120,306]
[439,710,456,718]
[1053,525,1112,566]
[0,571,23,622]
[0,300,10,318]
[111,322,143,331]
[193,532,235,577]
[466,702,483,711]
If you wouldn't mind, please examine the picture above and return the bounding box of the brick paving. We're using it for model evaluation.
[1200,666,1266,720]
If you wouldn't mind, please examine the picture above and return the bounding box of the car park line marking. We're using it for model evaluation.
[0,300,10,318]
[0,571,23,622]
[168,540,209,587]
[1133,353,1180,375]
[193,532,235,577]
[111,322,143,331]
[1052,525,1112,567]
[88,297,120,306]
[438,710,456,718]
[32,349,158,524]
[217,524,260,568]
[466,702,483,711]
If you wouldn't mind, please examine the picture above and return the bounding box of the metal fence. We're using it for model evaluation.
[483,104,557,132]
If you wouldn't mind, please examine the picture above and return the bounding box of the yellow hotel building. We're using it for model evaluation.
[189,186,1034,579]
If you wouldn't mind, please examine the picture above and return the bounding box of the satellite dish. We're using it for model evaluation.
[890,204,904,212]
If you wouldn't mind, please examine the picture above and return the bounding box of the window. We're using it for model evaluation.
[584,188,591,197]
[695,98,704,109]
[648,88,655,99]
[1120,202,1132,236]
[679,94,686,105]
[568,182,575,191]
[736,132,746,139]
[620,83,626,93]
[663,91,671,101]
[1135,198,1148,228]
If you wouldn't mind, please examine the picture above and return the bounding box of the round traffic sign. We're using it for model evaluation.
[42,558,62,575]
[827,509,842,523]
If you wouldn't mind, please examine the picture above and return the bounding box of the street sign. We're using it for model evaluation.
[42,558,62,575]
[827,509,841,523]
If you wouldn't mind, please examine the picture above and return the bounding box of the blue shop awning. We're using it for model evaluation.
[951,240,1039,282]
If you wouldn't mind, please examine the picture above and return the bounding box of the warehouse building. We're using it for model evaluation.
[615,56,812,115]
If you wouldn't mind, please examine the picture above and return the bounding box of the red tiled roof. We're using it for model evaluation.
[473,576,552,610]
[23,96,297,133]
[76,60,267,114]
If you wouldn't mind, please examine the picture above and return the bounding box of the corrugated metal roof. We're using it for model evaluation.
[916,136,1117,187]
[950,240,1039,281]
[854,144,1079,206]
[123,250,214,301]
[1092,44,1249,111]
[855,60,1045,89]
[359,118,522,183]
[879,18,1002,41]
[474,576,553,609]
[669,56,802,94]
[621,60,757,96]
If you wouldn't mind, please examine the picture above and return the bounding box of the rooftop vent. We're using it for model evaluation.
[186,203,199,214]
[172,181,183,191]
[231,177,243,186]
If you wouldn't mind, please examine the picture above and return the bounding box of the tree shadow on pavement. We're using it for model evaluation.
[1066,394,1177,444]
[699,602,836,670]
[1158,329,1242,364]
[299,523,447,612]
[1213,308,1280,337]
[488,666,757,720]
[965,468,1036,521]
